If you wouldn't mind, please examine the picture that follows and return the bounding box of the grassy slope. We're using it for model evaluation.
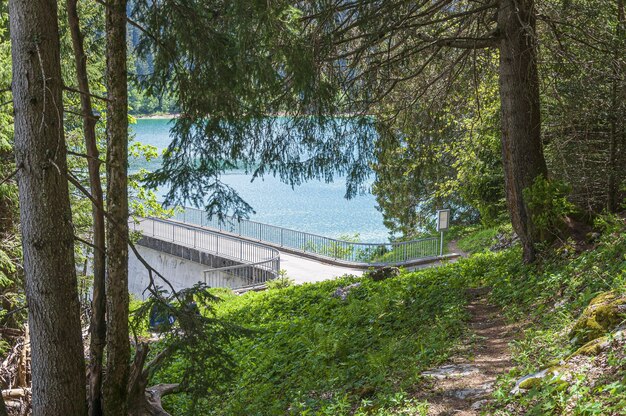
[160,259,496,415]
[157,216,626,415]
[452,216,626,414]
[483,217,626,415]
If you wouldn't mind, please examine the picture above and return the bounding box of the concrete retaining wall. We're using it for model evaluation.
[128,236,246,299]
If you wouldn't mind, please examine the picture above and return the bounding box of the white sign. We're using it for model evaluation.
[436,209,450,232]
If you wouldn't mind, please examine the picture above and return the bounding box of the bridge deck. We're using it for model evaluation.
[136,214,460,290]
[279,252,363,283]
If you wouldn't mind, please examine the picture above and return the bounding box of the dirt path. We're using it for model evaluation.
[420,287,516,415]
[447,240,469,258]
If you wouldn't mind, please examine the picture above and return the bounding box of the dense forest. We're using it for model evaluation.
[0,0,624,415]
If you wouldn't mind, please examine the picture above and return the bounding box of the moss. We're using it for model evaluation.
[518,376,543,390]
[571,336,609,357]
[540,359,562,371]
[589,291,619,306]
[569,291,626,346]
[515,367,564,392]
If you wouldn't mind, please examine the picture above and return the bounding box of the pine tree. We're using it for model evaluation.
[8,0,87,413]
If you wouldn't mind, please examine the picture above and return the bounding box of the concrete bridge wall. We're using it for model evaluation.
[128,236,246,299]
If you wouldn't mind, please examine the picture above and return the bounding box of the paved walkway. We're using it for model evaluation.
[134,217,457,289]
[134,217,363,284]
[280,252,363,283]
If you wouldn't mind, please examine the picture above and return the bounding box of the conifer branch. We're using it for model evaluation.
[63,85,111,102]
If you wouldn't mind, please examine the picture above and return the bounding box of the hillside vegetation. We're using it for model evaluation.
[146,215,626,415]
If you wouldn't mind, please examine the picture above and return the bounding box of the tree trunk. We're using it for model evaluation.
[608,0,625,212]
[66,1,107,415]
[8,0,88,414]
[497,0,548,263]
[0,394,7,416]
[103,0,131,414]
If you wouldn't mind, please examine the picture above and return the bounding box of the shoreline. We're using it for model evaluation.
[133,113,179,120]
[132,112,371,120]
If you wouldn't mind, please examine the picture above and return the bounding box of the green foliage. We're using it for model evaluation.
[482,216,626,414]
[372,56,505,238]
[131,0,379,218]
[132,284,247,414]
[302,233,361,260]
[436,73,506,227]
[539,0,626,214]
[265,269,295,290]
[0,7,12,152]
[150,257,509,414]
[456,223,514,254]
[523,175,576,240]
[0,4,25,334]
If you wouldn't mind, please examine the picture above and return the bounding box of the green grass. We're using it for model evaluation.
[479,216,626,415]
[155,256,502,415]
[149,216,626,415]
[455,223,513,254]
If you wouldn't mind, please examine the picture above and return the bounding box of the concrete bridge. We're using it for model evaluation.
[128,206,458,297]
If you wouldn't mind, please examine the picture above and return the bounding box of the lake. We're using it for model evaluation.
[131,118,389,242]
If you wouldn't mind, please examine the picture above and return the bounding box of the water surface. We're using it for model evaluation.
[131,118,389,242]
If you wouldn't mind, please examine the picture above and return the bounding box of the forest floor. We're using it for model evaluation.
[419,286,517,415]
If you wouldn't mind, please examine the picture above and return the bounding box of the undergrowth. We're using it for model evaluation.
[148,215,626,415]
[483,215,626,415]
[155,257,499,415]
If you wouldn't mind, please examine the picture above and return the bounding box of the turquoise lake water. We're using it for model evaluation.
[131,118,389,242]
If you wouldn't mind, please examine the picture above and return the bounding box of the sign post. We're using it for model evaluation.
[436,209,450,256]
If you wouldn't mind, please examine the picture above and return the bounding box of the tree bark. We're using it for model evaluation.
[66,2,107,415]
[103,0,131,414]
[8,0,88,414]
[607,0,625,212]
[497,0,548,263]
[0,394,7,416]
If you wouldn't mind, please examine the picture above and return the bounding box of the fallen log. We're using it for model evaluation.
[0,328,23,338]
[2,388,30,400]
[144,384,180,416]
[17,324,29,388]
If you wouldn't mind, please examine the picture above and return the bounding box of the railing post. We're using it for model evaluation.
[440,232,444,257]
[280,228,284,247]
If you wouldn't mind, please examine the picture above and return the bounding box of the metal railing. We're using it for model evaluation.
[170,206,441,265]
[131,217,280,289]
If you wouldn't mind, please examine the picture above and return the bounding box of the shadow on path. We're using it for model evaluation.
[420,287,516,415]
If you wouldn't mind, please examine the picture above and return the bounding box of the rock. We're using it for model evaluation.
[510,367,565,395]
[571,336,610,357]
[569,291,626,347]
[490,232,519,252]
[586,232,601,243]
[445,383,493,401]
[511,370,547,394]
[471,399,491,411]
[518,374,544,390]
[331,282,361,301]
[354,385,376,398]
[421,364,480,379]
[367,266,400,282]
